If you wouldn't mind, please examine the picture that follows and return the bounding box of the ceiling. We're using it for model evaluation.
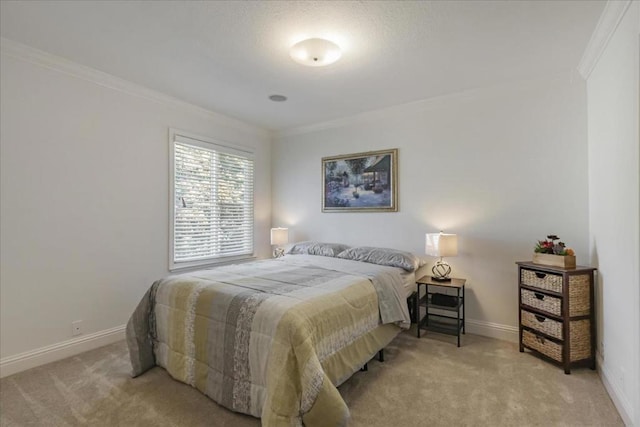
[0,1,604,131]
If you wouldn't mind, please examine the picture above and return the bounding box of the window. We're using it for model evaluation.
[170,130,254,270]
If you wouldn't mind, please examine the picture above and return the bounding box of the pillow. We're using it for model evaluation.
[336,246,422,272]
[287,241,351,257]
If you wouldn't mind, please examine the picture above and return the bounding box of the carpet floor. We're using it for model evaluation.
[0,330,623,426]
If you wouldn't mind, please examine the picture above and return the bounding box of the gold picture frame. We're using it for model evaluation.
[322,148,398,212]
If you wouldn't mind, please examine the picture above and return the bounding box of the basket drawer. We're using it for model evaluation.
[522,329,562,362]
[521,310,562,340]
[521,269,563,293]
[521,289,561,316]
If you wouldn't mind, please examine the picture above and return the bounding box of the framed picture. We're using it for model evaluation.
[322,148,398,212]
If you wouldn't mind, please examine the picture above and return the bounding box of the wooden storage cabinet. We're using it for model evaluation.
[516,261,596,374]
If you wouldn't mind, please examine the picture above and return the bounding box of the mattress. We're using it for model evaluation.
[400,265,429,298]
[400,270,416,298]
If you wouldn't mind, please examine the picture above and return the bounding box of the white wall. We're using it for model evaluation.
[273,74,589,339]
[584,2,640,425]
[0,43,272,365]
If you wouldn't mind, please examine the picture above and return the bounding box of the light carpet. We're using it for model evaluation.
[0,330,622,426]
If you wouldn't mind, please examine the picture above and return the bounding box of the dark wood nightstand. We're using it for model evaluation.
[415,276,466,346]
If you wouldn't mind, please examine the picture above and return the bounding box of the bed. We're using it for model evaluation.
[127,245,420,426]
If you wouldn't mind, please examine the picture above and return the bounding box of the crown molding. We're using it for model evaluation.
[275,71,574,139]
[0,37,269,139]
[577,0,633,79]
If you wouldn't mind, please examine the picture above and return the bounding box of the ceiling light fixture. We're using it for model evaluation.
[289,38,342,67]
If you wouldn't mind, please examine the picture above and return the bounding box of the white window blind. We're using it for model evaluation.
[170,131,254,269]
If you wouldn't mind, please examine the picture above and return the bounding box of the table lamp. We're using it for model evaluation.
[425,231,458,281]
[270,228,289,258]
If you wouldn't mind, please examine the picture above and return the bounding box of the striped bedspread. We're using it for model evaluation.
[126,255,410,426]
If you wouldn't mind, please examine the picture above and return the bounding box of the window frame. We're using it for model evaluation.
[169,128,255,272]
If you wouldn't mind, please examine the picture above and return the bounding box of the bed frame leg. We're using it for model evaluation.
[361,350,384,372]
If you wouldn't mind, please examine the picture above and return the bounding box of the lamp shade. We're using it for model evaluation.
[270,228,289,246]
[425,232,458,257]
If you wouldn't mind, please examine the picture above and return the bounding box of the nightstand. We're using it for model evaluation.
[415,275,466,346]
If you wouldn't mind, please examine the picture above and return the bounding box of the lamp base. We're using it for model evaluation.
[273,247,285,258]
[431,260,452,281]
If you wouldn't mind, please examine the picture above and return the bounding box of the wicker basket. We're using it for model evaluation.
[521,289,562,316]
[523,329,562,362]
[521,310,562,340]
[569,320,591,361]
[569,274,591,317]
[521,269,563,293]
[523,321,591,363]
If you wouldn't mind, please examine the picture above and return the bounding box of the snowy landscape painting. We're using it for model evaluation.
[322,148,398,212]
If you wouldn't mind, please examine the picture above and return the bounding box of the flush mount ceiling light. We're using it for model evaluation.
[289,38,342,67]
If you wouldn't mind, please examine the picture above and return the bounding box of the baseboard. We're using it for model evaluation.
[465,318,519,343]
[597,353,635,426]
[0,325,126,378]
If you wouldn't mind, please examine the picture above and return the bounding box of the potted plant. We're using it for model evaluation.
[533,235,576,268]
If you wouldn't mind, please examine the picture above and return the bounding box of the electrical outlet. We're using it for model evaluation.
[71,320,83,336]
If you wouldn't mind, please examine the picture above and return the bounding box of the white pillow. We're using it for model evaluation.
[336,246,422,272]
[288,241,351,257]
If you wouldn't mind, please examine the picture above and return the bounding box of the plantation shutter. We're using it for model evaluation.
[171,133,254,267]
